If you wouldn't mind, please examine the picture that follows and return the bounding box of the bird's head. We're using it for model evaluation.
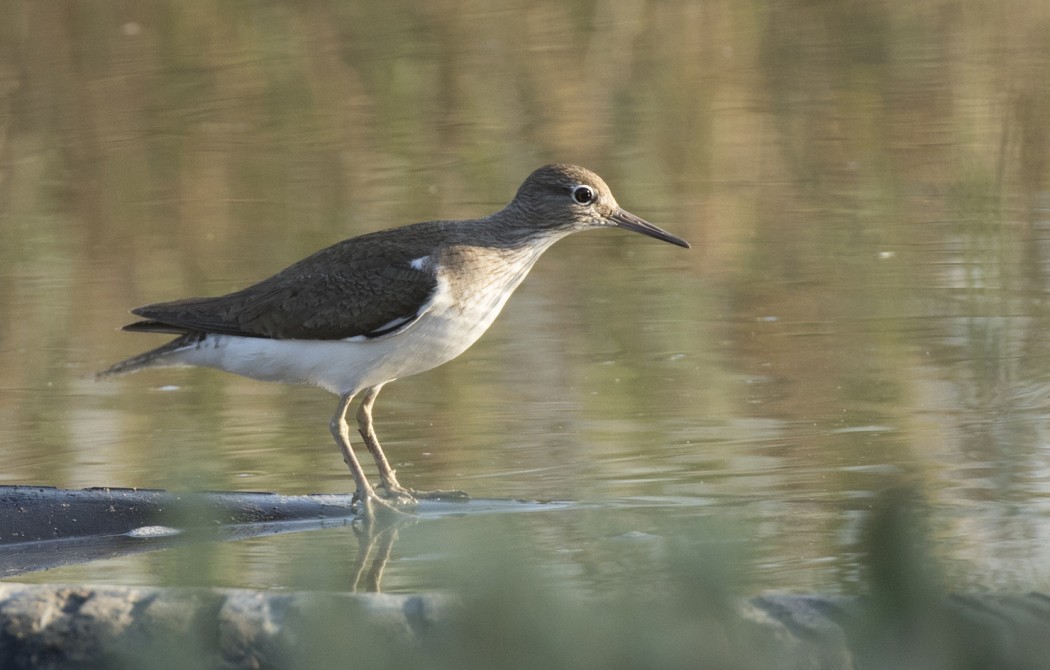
[507,163,690,249]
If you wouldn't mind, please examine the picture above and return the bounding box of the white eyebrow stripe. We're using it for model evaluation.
[408,256,430,271]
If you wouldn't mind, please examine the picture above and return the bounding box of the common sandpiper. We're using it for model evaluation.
[99,164,690,515]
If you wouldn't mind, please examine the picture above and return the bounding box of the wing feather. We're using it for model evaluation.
[126,226,442,340]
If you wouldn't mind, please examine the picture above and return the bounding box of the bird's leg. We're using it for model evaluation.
[355,384,408,499]
[330,392,407,517]
[356,384,470,502]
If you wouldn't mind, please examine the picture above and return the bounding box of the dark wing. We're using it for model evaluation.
[124,228,440,340]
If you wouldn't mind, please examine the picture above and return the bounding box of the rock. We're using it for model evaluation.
[0,583,446,670]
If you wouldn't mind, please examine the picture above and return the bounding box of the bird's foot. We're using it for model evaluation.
[379,484,470,503]
[352,488,416,519]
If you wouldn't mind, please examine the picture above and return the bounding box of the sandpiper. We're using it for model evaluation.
[99,164,689,514]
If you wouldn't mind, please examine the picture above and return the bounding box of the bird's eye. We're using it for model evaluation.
[571,184,596,205]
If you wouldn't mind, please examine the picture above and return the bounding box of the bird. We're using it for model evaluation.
[98,164,690,515]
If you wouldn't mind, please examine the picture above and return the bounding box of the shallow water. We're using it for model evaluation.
[3,1,1050,595]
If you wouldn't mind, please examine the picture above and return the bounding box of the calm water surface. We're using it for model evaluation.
[3,1,1050,595]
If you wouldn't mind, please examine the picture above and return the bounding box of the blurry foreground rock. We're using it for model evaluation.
[0,583,443,669]
[1,583,1048,670]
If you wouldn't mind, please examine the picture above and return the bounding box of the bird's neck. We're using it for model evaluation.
[463,206,573,251]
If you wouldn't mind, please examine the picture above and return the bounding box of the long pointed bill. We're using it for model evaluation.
[610,209,690,248]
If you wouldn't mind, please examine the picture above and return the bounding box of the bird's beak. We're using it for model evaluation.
[610,209,691,249]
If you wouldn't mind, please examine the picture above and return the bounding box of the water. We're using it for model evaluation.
[3,1,1050,595]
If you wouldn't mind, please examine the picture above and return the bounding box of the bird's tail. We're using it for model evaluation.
[95,332,205,380]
